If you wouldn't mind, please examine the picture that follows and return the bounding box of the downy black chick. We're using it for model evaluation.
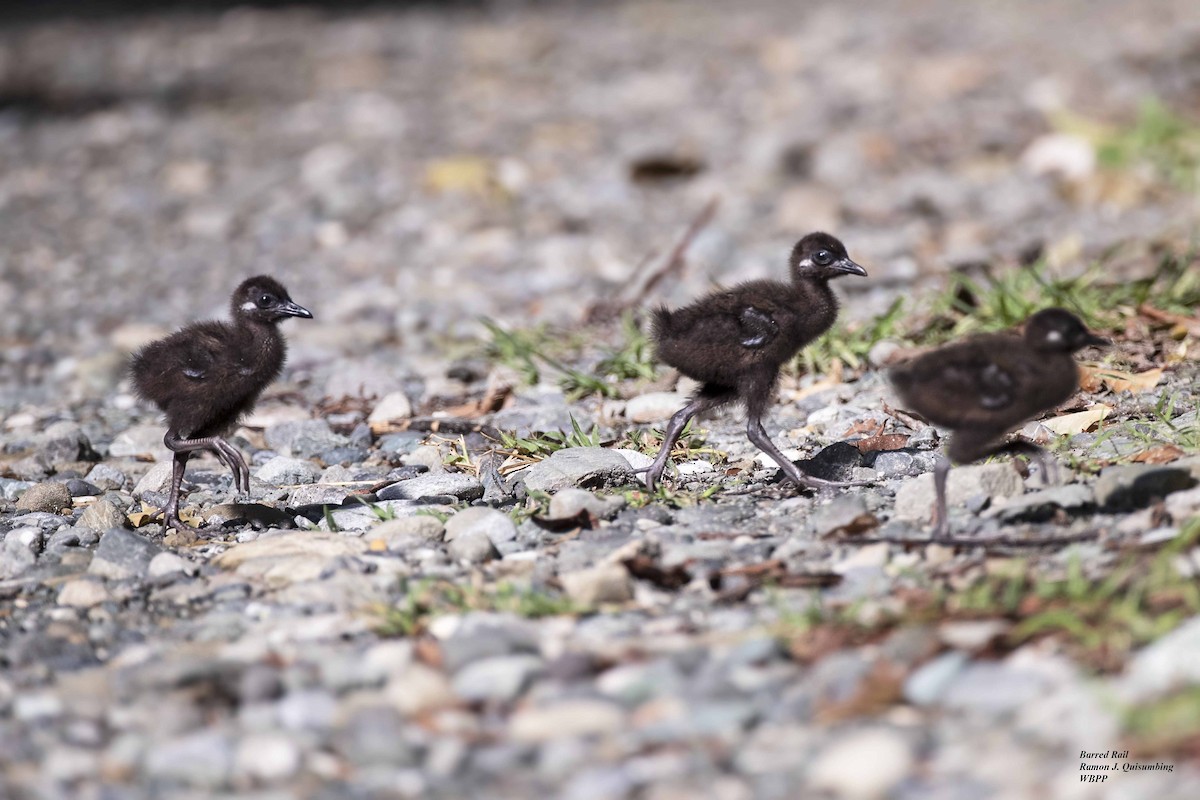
[889,307,1108,535]
[130,276,312,531]
[645,232,868,492]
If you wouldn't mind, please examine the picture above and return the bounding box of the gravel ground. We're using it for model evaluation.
[2,1,1200,798]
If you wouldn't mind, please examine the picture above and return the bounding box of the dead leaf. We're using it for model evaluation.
[1041,404,1111,436]
[855,433,910,454]
[1131,445,1186,465]
[127,502,160,528]
[1079,364,1163,394]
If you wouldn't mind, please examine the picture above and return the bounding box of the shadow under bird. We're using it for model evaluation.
[130,276,313,531]
[644,232,869,492]
[889,307,1108,535]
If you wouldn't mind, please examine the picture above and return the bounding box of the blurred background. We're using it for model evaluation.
[0,0,1197,406]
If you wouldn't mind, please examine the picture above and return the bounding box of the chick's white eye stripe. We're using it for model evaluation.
[795,258,812,269]
[1045,330,1063,342]
[241,301,257,310]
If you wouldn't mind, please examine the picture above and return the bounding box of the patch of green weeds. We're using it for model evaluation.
[623,481,722,509]
[1092,392,1200,460]
[508,490,552,524]
[770,519,1200,673]
[1123,687,1200,758]
[621,420,724,463]
[797,297,909,375]
[481,319,555,385]
[377,578,579,637]
[953,520,1200,670]
[496,415,602,458]
[1084,98,1200,192]
[596,312,658,381]
[482,313,662,400]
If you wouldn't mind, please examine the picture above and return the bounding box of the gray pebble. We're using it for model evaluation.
[378,472,484,502]
[15,482,71,513]
[84,463,127,491]
[77,499,128,532]
[447,529,500,564]
[88,528,163,580]
[255,456,322,486]
[520,448,635,493]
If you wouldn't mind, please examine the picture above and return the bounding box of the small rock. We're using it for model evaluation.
[41,421,97,466]
[367,391,414,424]
[0,527,42,578]
[546,488,626,522]
[1165,485,1200,522]
[0,478,34,502]
[233,734,301,783]
[133,462,173,498]
[452,655,544,703]
[904,651,969,706]
[941,661,1049,714]
[1119,616,1200,702]
[15,482,71,513]
[1021,132,1095,180]
[264,420,348,459]
[447,530,500,564]
[364,516,446,549]
[88,528,163,580]
[991,483,1094,521]
[795,442,864,482]
[143,730,234,787]
[1094,465,1196,511]
[521,448,635,493]
[871,451,916,479]
[444,507,517,544]
[625,392,688,424]
[255,456,322,486]
[148,552,196,578]
[810,494,878,537]
[938,619,1010,651]
[385,663,456,714]
[57,578,111,608]
[64,479,102,497]
[333,706,414,767]
[809,728,914,799]
[77,499,129,532]
[615,449,654,471]
[406,445,447,473]
[894,463,1025,522]
[560,564,633,607]
[509,699,626,743]
[378,472,484,502]
[215,532,367,584]
[277,690,338,732]
[287,484,355,506]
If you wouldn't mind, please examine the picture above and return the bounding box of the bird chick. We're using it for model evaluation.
[889,307,1108,535]
[645,232,869,492]
[130,276,313,531]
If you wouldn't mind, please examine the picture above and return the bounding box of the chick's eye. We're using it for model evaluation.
[256,294,274,309]
[813,250,833,266]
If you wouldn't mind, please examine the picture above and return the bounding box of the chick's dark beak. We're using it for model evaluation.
[836,258,868,277]
[1083,332,1109,347]
[280,301,313,319]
